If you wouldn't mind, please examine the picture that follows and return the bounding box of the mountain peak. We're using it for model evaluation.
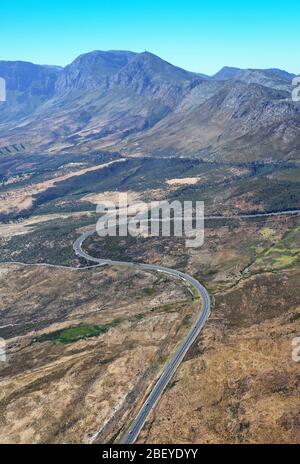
[212,66,242,80]
[114,50,199,86]
[55,50,137,93]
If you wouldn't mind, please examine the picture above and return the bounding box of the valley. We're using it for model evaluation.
[0,49,300,445]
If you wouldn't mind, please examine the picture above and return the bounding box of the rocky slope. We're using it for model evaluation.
[0,51,299,161]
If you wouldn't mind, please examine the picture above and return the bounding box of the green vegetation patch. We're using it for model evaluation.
[142,287,156,296]
[36,321,121,344]
[272,254,299,268]
[290,313,300,323]
[260,228,276,240]
[253,227,300,271]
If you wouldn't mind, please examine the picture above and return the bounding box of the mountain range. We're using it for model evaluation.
[0,50,299,161]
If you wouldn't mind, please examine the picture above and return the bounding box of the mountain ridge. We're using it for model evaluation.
[0,50,299,162]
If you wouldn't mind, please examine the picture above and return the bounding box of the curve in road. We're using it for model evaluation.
[73,228,211,444]
[3,209,299,444]
[73,209,300,443]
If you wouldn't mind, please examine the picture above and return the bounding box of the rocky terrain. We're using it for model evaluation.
[0,262,197,443]
[134,216,300,444]
[139,294,300,444]
[0,50,299,161]
[1,49,300,445]
[0,181,299,445]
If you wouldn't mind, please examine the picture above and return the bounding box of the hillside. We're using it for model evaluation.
[0,51,299,161]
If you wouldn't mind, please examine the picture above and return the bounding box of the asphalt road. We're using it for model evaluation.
[73,228,211,444]
[73,208,300,443]
[6,208,299,444]
[205,209,300,220]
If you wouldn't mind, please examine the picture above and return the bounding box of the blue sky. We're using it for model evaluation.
[1,0,299,74]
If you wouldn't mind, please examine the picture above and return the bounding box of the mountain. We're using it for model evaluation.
[212,67,296,85]
[0,51,299,162]
[124,80,300,161]
[0,51,206,153]
[266,68,296,80]
[213,66,295,91]
[110,51,204,107]
[0,61,60,122]
[231,68,293,91]
[212,66,242,80]
[55,50,136,93]
[113,51,198,86]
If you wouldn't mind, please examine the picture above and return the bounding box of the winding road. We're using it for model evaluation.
[3,208,300,444]
[72,208,300,443]
[73,228,211,444]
